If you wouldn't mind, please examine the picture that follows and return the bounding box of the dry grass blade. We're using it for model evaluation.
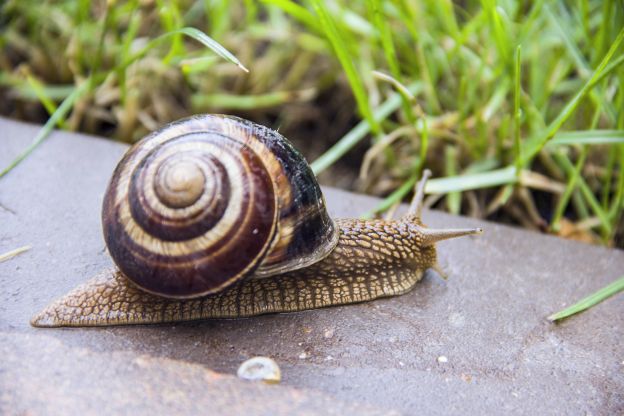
[519,170,566,194]
[359,126,415,181]
[0,245,32,263]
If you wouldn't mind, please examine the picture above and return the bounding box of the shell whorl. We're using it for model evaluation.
[102,115,337,299]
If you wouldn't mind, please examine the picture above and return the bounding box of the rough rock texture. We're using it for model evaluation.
[0,117,622,415]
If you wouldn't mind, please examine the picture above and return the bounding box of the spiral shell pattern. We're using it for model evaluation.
[103,115,338,298]
[103,119,279,298]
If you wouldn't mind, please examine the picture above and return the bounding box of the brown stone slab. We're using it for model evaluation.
[0,332,392,415]
[1,117,622,414]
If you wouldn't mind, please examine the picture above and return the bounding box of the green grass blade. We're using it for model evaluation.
[521,27,624,164]
[0,72,74,100]
[550,147,588,232]
[513,45,522,177]
[544,4,615,123]
[426,166,517,194]
[608,145,624,234]
[311,82,422,174]
[0,80,90,179]
[544,4,590,77]
[445,145,461,214]
[394,0,441,112]
[171,27,248,72]
[156,0,185,63]
[369,0,417,126]
[547,130,624,146]
[180,56,219,74]
[548,275,624,322]
[365,155,505,217]
[117,7,142,103]
[362,170,419,218]
[369,0,399,76]
[418,111,429,176]
[553,151,612,234]
[121,27,248,73]
[261,0,320,32]
[480,0,511,65]
[25,75,61,124]
[310,0,378,134]
[601,148,617,209]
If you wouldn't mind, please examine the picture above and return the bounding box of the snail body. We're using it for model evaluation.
[31,115,482,327]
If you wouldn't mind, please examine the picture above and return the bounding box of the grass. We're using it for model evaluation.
[1,1,623,315]
[0,245,31,263]
[548,275,624,322]
[0,79,90,178]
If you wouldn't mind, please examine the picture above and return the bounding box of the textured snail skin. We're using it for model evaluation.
[31,217,452,327]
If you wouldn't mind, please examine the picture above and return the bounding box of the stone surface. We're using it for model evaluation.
[1,117,623,415]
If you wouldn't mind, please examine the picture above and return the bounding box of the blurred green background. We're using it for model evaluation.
[1,0,623,247]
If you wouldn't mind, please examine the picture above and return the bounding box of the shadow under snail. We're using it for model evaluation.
[31,114,482,328]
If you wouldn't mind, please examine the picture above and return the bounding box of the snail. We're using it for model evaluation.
[31,114,482,327]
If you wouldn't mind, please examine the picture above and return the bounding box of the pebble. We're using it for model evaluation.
[237,357,281,384]
[437,355,448,363]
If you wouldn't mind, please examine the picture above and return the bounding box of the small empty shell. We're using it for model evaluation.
[237,356,281,384]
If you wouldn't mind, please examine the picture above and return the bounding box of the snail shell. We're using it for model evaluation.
[102,115,338,298]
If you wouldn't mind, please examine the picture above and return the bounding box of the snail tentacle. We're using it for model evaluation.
[407,168,432,219]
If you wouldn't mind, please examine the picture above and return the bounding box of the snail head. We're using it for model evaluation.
[401,169,483,278]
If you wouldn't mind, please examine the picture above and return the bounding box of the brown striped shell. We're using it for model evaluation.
[102,115,338,299]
